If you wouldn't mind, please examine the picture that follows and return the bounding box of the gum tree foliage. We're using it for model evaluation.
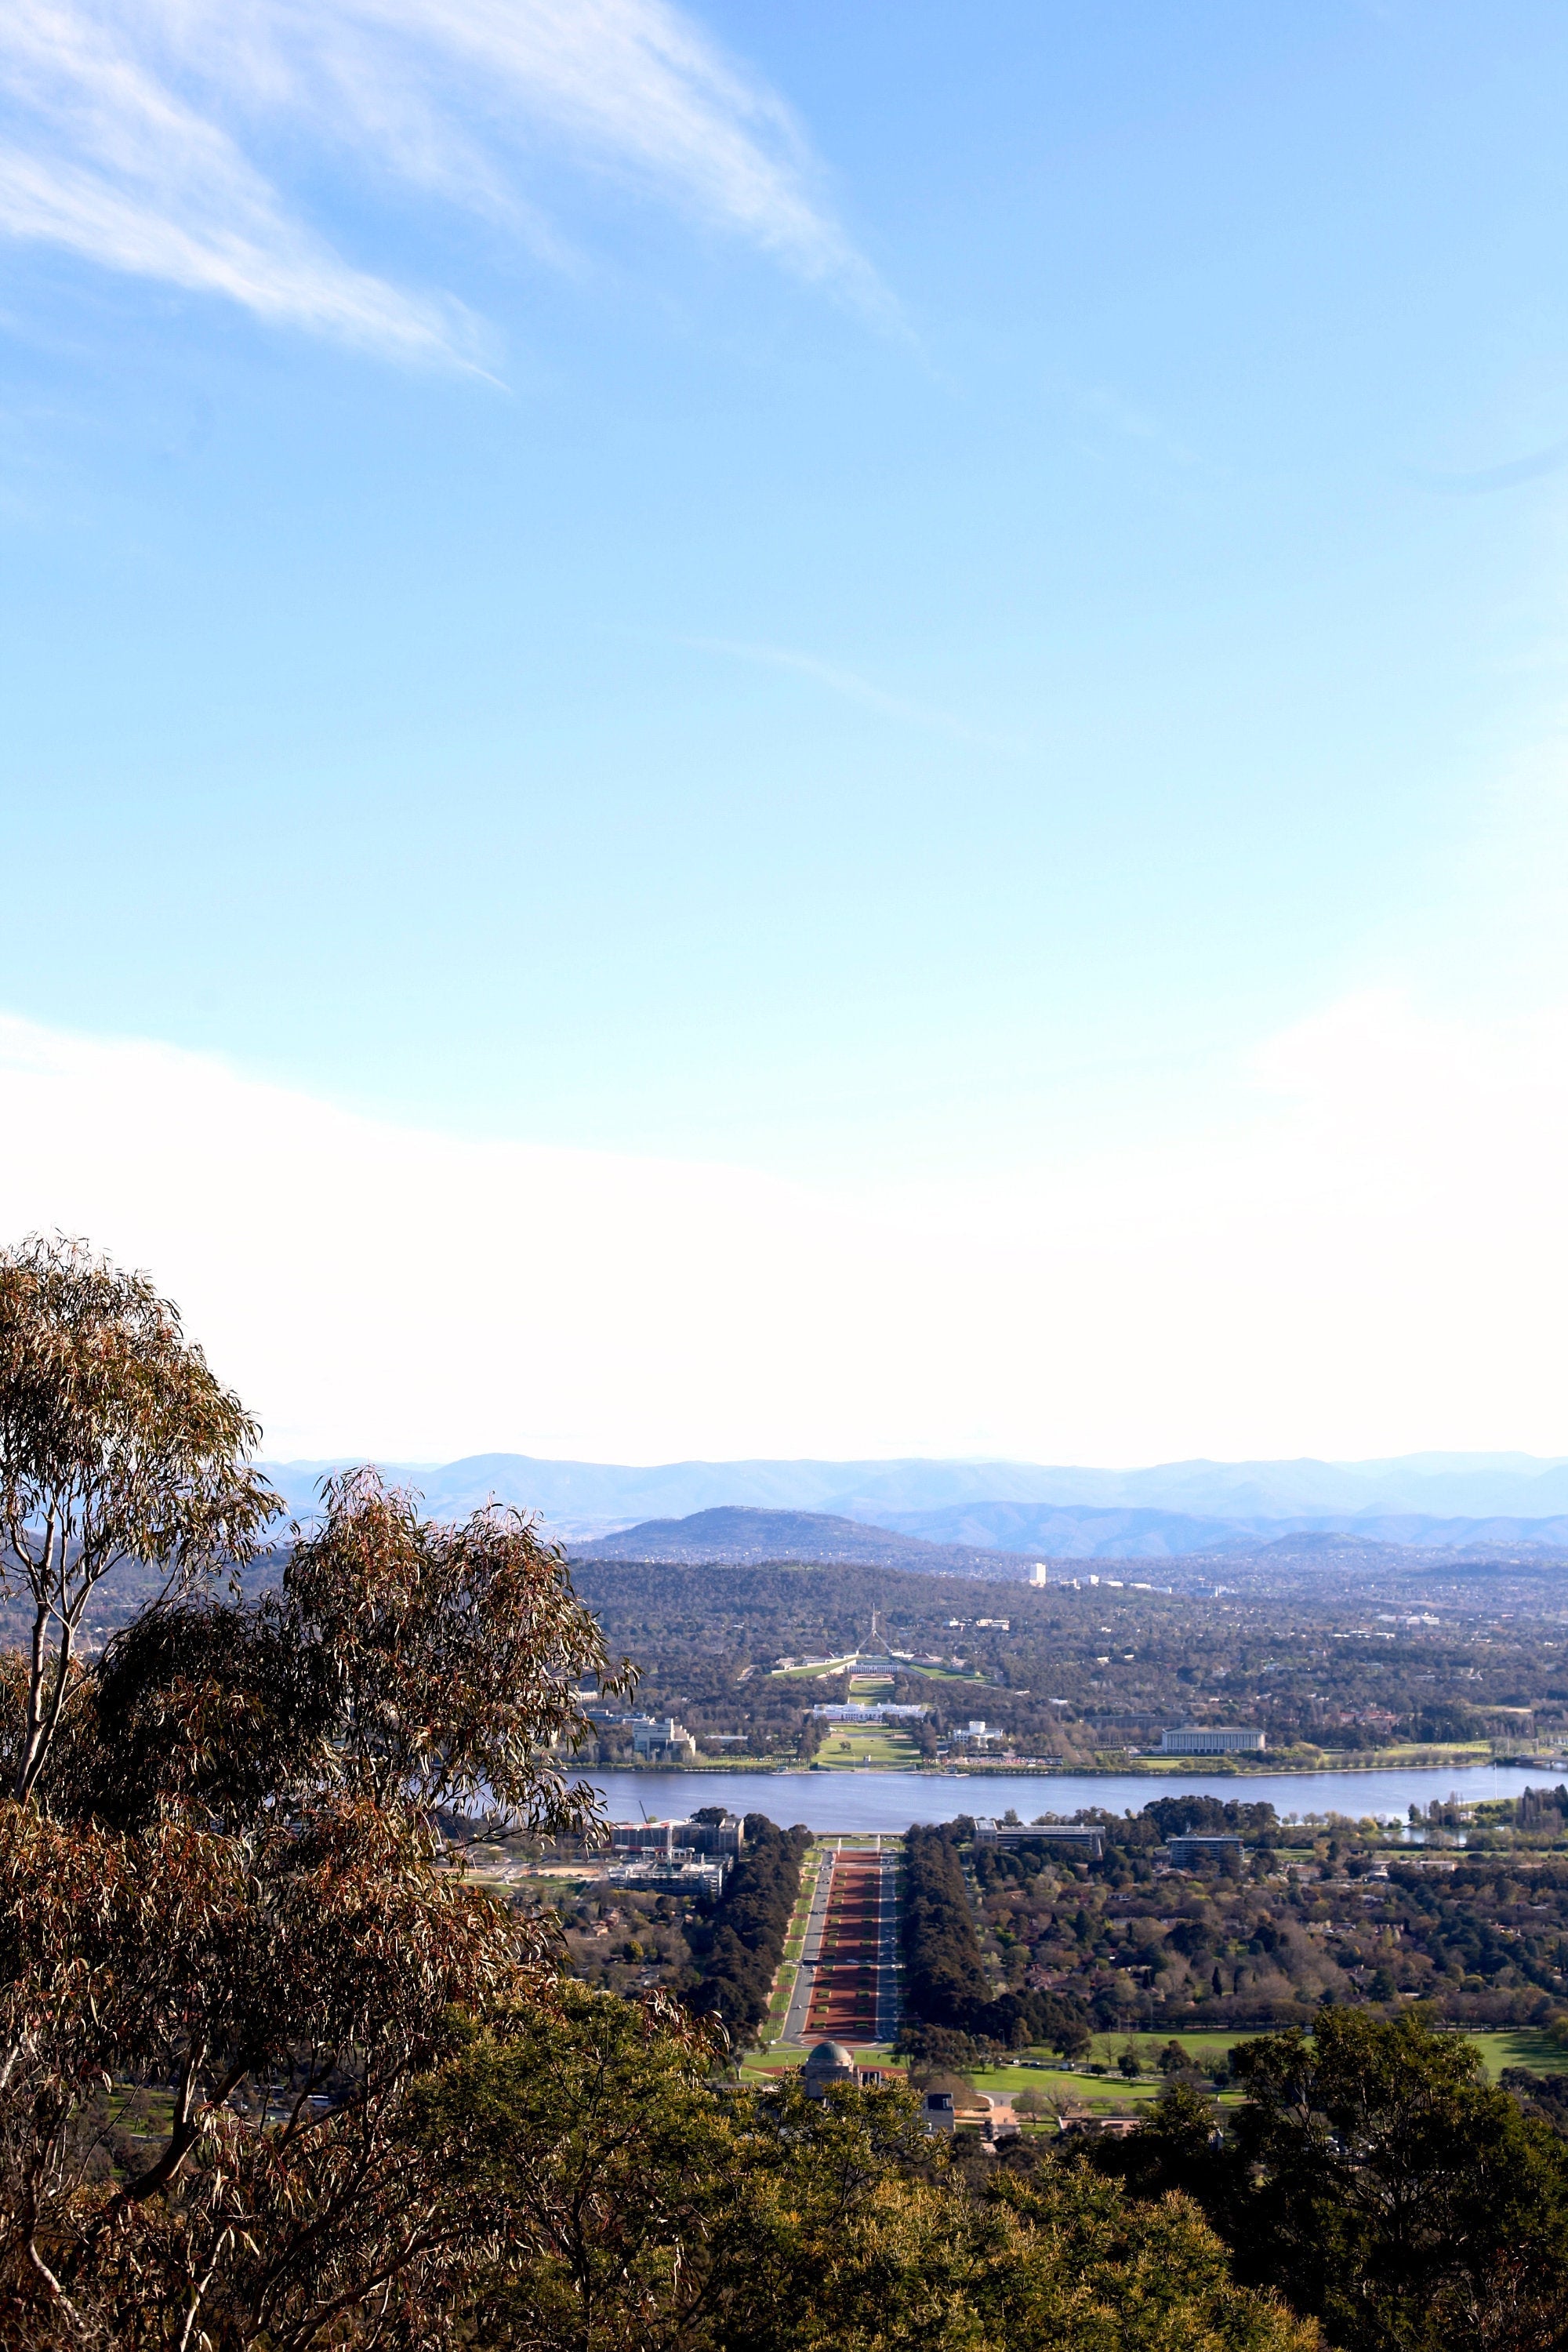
[1225,2008,1568,2352]
[32,1467,630,1843]
[0,1235,278,1806]
[414,1980,1320,2352]
[1095,2009,1568,2352]
[0,1798,542,2343]
[0,1251,619,2350]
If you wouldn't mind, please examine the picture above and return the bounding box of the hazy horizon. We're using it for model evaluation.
[256,1449,1568,1552]
[260,1445,1568,1477]
[2,7,1566,1463]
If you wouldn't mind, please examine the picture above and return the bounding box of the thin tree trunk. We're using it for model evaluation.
[117,2055,248,2205]
[19,1605,78,1807]
[15,1512,59,1804]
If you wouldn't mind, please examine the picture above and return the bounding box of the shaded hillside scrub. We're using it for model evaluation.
[1092,2008,1568,2352]
[414,1982,1318,2352]
[1504,2065,1568,2135]
[0,1232,622,2344]
[686,1813,809,2038]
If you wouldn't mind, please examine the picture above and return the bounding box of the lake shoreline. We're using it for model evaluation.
[601,1753,1554,1780]
[581,1759,1566,1832]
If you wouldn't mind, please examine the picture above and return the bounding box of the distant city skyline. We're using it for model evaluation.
[2,7,1566,1459]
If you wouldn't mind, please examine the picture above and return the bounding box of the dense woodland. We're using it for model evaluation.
[686,1817,809,2035]
[901,1823,1087,2053]
[567,1791,1568,2054]
[895,1802,1568,2045]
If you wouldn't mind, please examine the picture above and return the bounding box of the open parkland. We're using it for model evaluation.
[615,1828,1568,2120]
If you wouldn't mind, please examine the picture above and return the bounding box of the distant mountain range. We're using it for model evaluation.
[859,1500,1568,1559]
[572,1504,1039,1576]
[257,1449,1568,1559]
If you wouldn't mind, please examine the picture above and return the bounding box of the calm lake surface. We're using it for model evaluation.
[584,1762,1565,1833]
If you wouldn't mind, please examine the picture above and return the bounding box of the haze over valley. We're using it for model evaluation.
[263,1449,1568,1562]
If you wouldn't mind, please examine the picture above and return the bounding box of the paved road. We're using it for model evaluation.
[779,1836,903,2050]
[875,1839,902,2043]
[780,1842,836,2045]
[805,1846,882,2039]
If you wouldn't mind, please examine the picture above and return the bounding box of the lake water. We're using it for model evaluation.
[583,1762,1566,1833]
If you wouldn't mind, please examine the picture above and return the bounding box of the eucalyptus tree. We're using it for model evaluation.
[1226,2008,1568,2352]
[0,1443,623,2343]
[416,1991,1320,2352]
[0,1234,277,1806]
[286,1465,629,1835]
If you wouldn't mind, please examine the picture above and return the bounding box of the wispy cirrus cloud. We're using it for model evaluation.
[683,637,1023,753]
[1401,437,1568,495]
[0,0,872,363]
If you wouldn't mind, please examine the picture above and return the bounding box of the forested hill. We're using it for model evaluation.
[571,1505,1033,1577]
[571,1515,1034,1571]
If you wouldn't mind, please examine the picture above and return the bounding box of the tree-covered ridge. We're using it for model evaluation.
[414,1982,1319,2352]
[1094,2008,1568,2352]
[568,1555,1568,1770]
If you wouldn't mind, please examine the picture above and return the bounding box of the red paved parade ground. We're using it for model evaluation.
[804,1849,887,2041]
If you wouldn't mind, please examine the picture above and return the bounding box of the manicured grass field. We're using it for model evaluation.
[742,2024,1568,2109]
[970,2026,1568,2094]
[1466,2029,1568,2079]
[815,1726,924,1769]
[1093,2030,1244,2061]
[960,2032,1246,2103]
[966,2063,1143,2103]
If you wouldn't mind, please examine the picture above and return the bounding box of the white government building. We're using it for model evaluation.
[1159,1725,1266,1755]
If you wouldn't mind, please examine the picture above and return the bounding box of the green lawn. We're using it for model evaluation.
[1091,2030,1244,2062]
[743,2023,1568,2104]
[771,1657,985,1687]
[965,2063,1158,2110]
[1466,2029,1568,2080]
[975,2026,1568,2092]
[815,1726,924,1769]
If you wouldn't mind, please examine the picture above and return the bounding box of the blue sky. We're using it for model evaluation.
[2,2,1567,1462]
